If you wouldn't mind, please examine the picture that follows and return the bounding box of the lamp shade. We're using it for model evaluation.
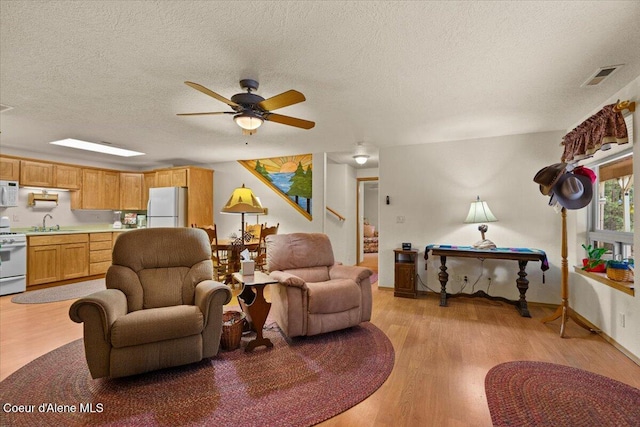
[464,196,498,223]
[221,184,264,214]
[234,112,263,130]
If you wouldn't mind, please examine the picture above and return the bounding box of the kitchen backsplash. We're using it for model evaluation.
[1,187,118,229]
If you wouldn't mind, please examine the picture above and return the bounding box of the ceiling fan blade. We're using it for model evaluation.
[184,81,240,108]
[265,113,315,130]
[176,111,233,116]
[258,90,306,111]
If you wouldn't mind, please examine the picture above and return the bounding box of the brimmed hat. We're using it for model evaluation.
[573,166,596,183]
[553,172,592,210]
[534,163,567,195]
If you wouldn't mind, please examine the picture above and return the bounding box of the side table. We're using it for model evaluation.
[232,271,278,351]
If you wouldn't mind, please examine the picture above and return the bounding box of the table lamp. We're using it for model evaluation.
[221,184,265,245]
[464,196,498,249]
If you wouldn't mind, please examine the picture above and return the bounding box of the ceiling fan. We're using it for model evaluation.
[178,79,315,135]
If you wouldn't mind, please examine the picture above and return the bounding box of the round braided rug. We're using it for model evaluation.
[485,361,640,427]
[1,322,394,427]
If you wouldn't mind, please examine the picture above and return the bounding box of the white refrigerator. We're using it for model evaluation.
[147,187,188,228]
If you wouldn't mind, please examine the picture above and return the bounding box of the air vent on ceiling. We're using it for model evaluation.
[0,104,14,113]
[581,64,624,87]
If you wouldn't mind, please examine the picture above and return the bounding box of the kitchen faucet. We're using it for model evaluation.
[43,214,53,230]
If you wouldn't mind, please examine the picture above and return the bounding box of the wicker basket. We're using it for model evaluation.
[606,265,634,282]
[220,311,245,350]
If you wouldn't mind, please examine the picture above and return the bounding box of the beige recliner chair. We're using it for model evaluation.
[266,233,373,338]
[69,227,232,379]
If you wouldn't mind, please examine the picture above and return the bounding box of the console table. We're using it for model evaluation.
[424,245,549,317]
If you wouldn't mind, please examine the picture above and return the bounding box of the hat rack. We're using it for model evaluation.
[28,190,58,207]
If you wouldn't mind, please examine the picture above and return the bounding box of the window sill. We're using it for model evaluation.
[573,266,635,296]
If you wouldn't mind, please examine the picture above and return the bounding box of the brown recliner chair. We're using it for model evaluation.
[266,233,373,338]
[69,227,232,379]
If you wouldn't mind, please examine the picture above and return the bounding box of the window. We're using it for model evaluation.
[586,115,634,261]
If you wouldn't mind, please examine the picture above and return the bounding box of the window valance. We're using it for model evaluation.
[560,101,634,163]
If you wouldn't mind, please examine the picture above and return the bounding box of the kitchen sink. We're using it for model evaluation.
[31,227,81,233]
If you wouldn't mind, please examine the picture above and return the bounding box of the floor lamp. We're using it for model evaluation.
[540,207,598,337]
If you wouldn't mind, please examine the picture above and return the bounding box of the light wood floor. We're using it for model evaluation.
[2,258,640,426]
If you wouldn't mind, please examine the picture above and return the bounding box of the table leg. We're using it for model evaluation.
[237,285,273,352]
[438,256,448,307]
[516,260,531,318]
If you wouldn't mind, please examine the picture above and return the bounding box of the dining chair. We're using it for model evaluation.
[255,223,279,271]
[197,225,230,283]
[245,223,263,260]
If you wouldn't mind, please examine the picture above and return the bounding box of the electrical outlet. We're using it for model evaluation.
[12,214,19,222]
[396,215,405,223]
[619,313,626,328]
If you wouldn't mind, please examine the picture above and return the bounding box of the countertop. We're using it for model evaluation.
[16,226,137,236]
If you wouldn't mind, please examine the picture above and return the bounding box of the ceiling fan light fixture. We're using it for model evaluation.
[234,111,263,130]
[353,154,369,165]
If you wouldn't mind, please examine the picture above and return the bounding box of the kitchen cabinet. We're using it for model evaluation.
[53,164,81,190]
[120,172,143,210]
[142,172,156,209]
[184,167,214,227]
[149,167,213,226]
[155,168,188,187]
[28,234,89,286]
[0,156,20,181]
[20,160,54,187]
[89,233,113,275]
[71,169,120,210]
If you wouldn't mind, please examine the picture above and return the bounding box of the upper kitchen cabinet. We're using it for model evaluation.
[120,172,143,210]
[155,168,188,187]
[14,159,80,190]
[71,168,120,210]
[53,164,81,190]
[20,160,54,187]
[0,156,20,181]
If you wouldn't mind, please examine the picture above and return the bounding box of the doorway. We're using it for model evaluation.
[357,177,379,273]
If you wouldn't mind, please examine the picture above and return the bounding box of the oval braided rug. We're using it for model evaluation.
[485,361,640,427]
[1,322,394,427]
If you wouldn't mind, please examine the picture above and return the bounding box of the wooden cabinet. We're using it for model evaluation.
[142,172,156,209]
[0,156,20,180]
[394,249,418,298]
[155,168,188,187]
[120,172,143,210]
[19,160,81,190]
[72,169,121,210]
[149,167,213,227]
[89,233,113,276]
[20,160,54,187]
[53,164,81,190]
[185,167,214,227]
[28,234,89,286]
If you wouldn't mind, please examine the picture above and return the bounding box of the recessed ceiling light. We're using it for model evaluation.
[49,138,145,157]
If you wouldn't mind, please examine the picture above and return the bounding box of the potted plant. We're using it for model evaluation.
[581,244,607,272]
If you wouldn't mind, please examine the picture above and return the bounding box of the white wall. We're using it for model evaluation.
[378,131,565,307]
[567,75,639,359]
[326,163,357,265]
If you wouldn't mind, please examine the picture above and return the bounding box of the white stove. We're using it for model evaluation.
[0,217,27,296]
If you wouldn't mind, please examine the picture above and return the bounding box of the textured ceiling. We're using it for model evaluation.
[1,1,639,169]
